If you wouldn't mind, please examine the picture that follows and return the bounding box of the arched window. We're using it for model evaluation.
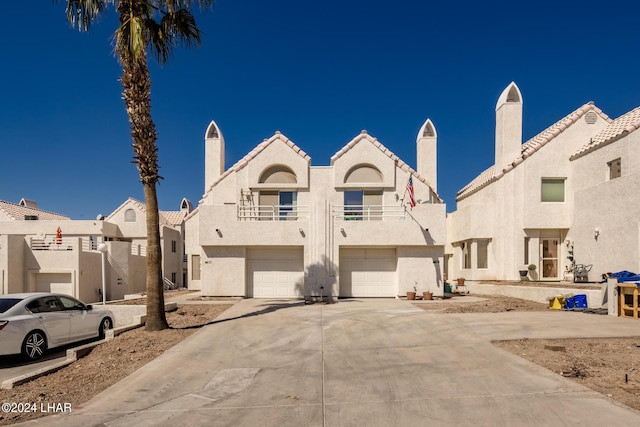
[259,165,297,184]
[124,209,136,222]
[344,164,383,184]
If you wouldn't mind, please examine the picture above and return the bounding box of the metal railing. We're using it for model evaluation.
[30,237,76,251]
[332,205,406,221]
[237,205,310,221]
[163,276,177,290]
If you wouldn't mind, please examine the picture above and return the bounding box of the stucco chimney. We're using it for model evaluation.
[204,120,225,192]
[495,82,523,169]
[416,118,437,191]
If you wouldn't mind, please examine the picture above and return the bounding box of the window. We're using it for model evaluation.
[343,190,383,220]
[258,191,297,220]
[59,296,85,310]
[171,240,177,253]
[124,209,136,222]
[192,255,201,280]
[278,191,297,220]
[27,297,63,313]
[541,178,565,202]
[171,272,177,283]
[524,237,530,264]
[608,158,621,180]
[24,215,39,220]
[462,241,472,269]
[477,240,489,269]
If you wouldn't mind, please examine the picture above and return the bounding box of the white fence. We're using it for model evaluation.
[237,205,310,221]
[332,205,406,221]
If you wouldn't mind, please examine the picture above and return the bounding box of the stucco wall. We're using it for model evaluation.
[570,133,640,278]
[201,246,246,296]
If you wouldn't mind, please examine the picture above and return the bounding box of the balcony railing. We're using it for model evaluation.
[237,205,310,221]
[332,205,406,221]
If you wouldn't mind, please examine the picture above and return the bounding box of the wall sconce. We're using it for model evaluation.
[594,227,600,240]
[299,228,305,237]
[340,227,346,237]
[216,228,222,237]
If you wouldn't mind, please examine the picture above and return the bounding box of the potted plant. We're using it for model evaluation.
[527,264,537,280]
[423,289,433,300]
[519,266,529,280]
[406,285,416,300]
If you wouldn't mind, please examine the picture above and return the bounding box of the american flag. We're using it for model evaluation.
[406,176,417,209]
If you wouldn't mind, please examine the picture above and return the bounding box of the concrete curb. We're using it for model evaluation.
[0,316,150,390]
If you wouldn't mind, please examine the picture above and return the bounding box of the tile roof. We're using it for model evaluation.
[457,102,610,201]
[160,210,188,227]
[0,200,70,221]
[331,130,442,203]
[200,131,311,202]
[570,105,640,160]
[106,197,185,228]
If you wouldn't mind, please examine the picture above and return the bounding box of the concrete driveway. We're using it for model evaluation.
[17,298,640,426]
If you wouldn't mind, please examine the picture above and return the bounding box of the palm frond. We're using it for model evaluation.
[147,9,202,63]
[61,0,109,31]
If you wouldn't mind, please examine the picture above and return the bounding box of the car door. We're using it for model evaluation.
[59,296,97,341]
[27,296,71,346]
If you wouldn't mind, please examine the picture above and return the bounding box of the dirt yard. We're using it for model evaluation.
[0,303,232,426]
[0,294,638,425]
[414,294,640,412]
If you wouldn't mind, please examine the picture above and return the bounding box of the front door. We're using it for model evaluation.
[540,238,560,279]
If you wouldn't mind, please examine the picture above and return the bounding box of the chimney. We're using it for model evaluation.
[204,120,225,192]
[416,118,437,191]
[495,82,523,169]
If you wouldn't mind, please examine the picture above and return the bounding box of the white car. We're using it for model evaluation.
[0,293,115,360]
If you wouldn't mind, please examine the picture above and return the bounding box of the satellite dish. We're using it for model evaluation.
[96,214,105,220]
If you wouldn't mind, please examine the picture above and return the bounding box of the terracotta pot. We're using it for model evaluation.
[406,291,416,300]
[423,291,433,300]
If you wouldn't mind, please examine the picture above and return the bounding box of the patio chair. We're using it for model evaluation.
[574,264,592,283]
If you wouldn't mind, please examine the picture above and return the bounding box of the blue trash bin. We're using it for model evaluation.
[574,294,588,309]
[565,297,575,309]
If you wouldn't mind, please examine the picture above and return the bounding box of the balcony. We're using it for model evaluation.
[237,205,310,221]
[332,205,406,221]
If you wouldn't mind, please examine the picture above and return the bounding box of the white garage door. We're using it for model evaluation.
[35,273,73,295]
[247,248,304,298]
[339,248,397,297]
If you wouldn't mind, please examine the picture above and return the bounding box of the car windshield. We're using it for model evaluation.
[0,298,22,313]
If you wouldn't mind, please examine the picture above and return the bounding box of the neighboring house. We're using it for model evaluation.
[185,120,447,299]
[106,197,192,289]
[0,197,191,302]
[446,82,639,282]
[568,106,640,279]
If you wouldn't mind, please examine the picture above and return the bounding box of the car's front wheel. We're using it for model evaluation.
[22,330,47,360]
[99,317,113,339]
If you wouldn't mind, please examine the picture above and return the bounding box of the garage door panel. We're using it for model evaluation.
[248,248,304,298]
[339,249,396,297]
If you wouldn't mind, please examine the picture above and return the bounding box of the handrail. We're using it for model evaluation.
[237,204,310,221]
[332,205,406,221]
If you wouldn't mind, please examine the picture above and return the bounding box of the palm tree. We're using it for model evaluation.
[59,0,214,331]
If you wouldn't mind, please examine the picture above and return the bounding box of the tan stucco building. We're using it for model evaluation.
[185,120,447,299]
[446,82,640,283]
[0,197,190,302]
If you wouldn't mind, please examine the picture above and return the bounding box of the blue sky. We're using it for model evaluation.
[1,1,639,218]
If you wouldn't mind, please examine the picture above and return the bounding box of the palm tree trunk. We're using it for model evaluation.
[118,0,168,331]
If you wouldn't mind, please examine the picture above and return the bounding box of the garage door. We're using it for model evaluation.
[247,248,304,298]
[339,248,397,297]
[35,273,73,295]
